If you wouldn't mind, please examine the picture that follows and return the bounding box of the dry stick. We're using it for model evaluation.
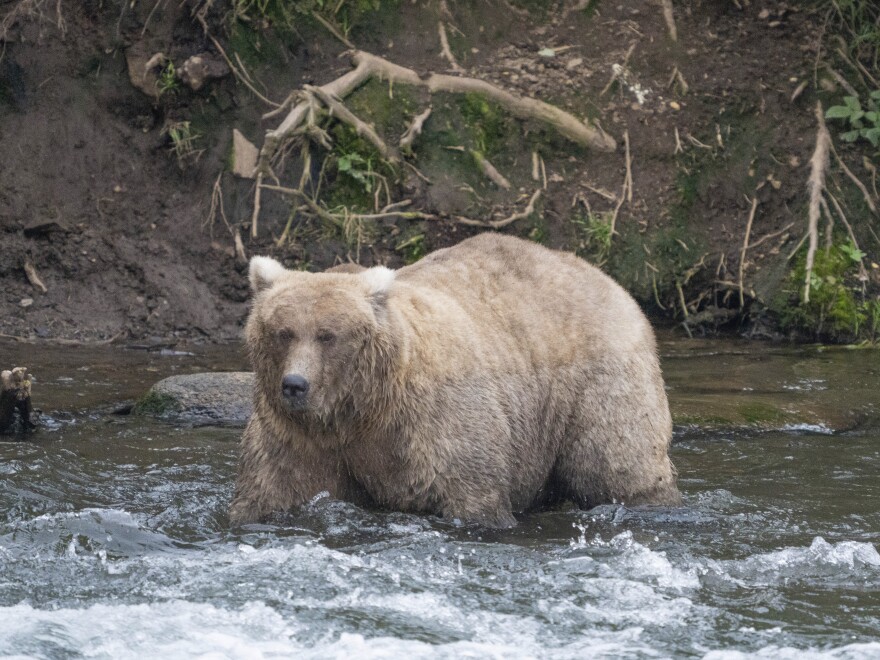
[400,107,432,151]
[304,85,399,162]
[660,0,678,41]
[251,172,263,238]
[205,32,280,108]
[312,11,354,48]
[829,141,877,214]
[804,102,831,304]
[540,156,547,191]
[454,189,542,229]
[825,67,860,99]
[747,222,795,250]
[600,43,636,96]
[676,281,689,319]
[531,151,540,181]
[624,129,633,204]
[471,151,511,189]
[609,130,632,236]
[738,197,758,309]
[438,22,463,72]
[673,127,683,154]
[261,183,432,221]
[23,260,47,293]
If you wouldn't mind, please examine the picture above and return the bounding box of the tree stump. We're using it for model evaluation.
[0,367,36,435]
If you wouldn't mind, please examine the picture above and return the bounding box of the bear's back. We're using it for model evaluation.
[395,233,653,360]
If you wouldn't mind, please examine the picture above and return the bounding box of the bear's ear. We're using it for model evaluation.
[249,256,287,293]
[360,266,395,311]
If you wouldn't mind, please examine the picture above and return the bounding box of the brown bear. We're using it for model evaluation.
[229,233,680,527]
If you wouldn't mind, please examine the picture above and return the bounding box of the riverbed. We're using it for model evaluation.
[0,337,878,658]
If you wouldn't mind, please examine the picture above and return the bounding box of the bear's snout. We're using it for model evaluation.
[281,373,310,406]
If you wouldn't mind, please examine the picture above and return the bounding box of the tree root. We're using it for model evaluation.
[454,189,541,229]
[400,107,432,152]
[259,50,615,176]
[804,102,831,304]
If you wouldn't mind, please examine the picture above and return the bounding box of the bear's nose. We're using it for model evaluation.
[281,374,309,399]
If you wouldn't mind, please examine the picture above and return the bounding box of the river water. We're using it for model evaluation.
[0,337,878,658]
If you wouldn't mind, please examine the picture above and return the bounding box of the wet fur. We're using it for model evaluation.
[230,234,680,527]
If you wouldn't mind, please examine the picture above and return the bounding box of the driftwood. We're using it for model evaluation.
[1,367,35,435]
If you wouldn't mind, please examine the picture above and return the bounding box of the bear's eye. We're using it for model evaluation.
[276,329,296,344]
[316,331,336,344]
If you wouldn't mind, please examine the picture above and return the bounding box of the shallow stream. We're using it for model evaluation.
[0,337,878,658]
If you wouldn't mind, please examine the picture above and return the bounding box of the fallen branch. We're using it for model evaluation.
[454,189,542,229]
[804,102,831,304]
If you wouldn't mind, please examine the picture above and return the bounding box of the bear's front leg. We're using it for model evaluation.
[440,488,518,529]
[229,415,358,524]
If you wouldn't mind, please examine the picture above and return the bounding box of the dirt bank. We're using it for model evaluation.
[1,0,877,344]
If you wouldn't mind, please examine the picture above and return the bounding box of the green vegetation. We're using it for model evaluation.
[572,211,613,266]
[778,239,879,341]
[156,61,179,97]
[162,121,202,168]
[826,92,880,148]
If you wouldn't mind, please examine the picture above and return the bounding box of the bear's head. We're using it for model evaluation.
[246,256,396,427]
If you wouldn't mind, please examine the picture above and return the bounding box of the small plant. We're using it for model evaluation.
[573,211,614,265]
[825,93,880,147]
[156,61,179,97]
[337,151,375,194]
[162,121,202,168]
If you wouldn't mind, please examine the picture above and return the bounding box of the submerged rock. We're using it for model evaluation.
[134,372,253,427]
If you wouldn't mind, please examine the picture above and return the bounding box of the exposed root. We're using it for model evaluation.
[400,107,432,152]
[304,84,398,162]
[830,141,877,214]
[471,151,511,190]
[827,190,869,284]
[261,50,615,174]
[804,102,831,304]
[312,11,354,49]
[738,197,758,309]
[438,22,463,72]
[454,189,542,229]
[609,130,632,236]
[23,260,47,293]
[660,0,678,41]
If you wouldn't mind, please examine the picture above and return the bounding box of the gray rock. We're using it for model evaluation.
[135,372,253,427]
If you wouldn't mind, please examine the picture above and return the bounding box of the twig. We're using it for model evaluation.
[251,172,263,238]
[747,222,794,250]
[204,32,280,108]
[454,189,541,229]
[601,43,636,96]
[660,0,677,41]
[673,126,683,154]
[304,84,399,162]
[826,190,869,283]
[471,151,511,189]
[738,197,758,308]
[531,151,540,181]
[829,141,877,214]
[23,260,47,293]
[624,129,633,204]
[804,102,831,304]
[312,11,354,48]
[400,106,432,152]
[438,21,463,72]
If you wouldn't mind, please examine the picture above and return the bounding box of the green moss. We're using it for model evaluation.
[132,391,180,417]
[775,240,874,341]
[736,402,787,425]
[457,93,509,157]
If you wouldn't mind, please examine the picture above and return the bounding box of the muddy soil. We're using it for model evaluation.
[0,0,876,343]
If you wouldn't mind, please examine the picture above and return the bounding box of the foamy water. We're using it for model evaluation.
[1,339,879,658]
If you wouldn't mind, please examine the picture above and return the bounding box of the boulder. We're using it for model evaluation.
[134,372,253,426]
